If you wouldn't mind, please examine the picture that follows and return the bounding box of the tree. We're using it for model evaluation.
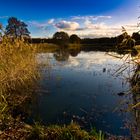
[69,34,81,44]
[52,31,69,46]
[132,32,140,42]
[5,17,30,38]
[0,23,2,37]
[53,31,69,40]
[0,24,2,42]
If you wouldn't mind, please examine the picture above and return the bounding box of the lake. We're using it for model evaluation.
[30,50,136,137]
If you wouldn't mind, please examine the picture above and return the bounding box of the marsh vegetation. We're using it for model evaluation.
[0,17,140,140]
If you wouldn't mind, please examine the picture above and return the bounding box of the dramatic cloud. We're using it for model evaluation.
[63,21,138,38]
[55,20,80,31]
[27,15,139,38]
[53,15,124,38]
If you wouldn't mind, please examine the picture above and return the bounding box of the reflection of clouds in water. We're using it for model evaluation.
[36,53,53,64]
[36,51,124,72]
[64,52,118,70]
[66,57,80,67]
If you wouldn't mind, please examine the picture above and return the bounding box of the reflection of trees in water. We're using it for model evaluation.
[53,49,70,61]
[53,48,81,61]
[69,48,81,57]
[116,48,138,57]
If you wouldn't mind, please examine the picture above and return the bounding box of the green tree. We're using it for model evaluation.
[132,32,140,42]
[53,31,69,40]
[53,31,69,46]
[0,23,2,30]
[5,17,30,38]
[69,34,81,44]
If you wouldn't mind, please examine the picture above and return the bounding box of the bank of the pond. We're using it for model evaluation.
[0,121,106,140]
[0,38,105,140]
[0,37,139,140]
[33,43,115,52]
[0,37,38,139]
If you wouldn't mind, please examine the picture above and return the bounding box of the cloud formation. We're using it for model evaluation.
[0,16,9,19]
[55,20,80,30]
[63,21,138,38]
[72,15,112,21]
[28,18,55,30]
[48,19,55,24]
[28,15,139,38]
[28,21,48,30]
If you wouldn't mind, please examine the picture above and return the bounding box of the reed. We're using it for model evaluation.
[0,36,38,91]
[0,36,38,128]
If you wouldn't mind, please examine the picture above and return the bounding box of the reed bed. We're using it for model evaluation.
[0,37,38,94]
[0,36,38,127]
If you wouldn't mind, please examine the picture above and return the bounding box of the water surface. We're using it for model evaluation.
[32,51,133,136]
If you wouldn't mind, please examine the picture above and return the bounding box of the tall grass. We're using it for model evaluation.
[0,36,38,129]
[0,37,38,93]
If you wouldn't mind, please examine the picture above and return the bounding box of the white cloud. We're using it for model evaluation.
[28,15,139,38]
[55,20,80,31]
[28,21,48,30]
[65,18,139,38]
[28,19,55,30]
[53,15,125,38]
[48,19,55,24]
[84,19,108,30]
[72,15,112,21]
[0,16,9,19]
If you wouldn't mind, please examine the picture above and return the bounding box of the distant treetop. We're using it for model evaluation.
[69,34,81,44]
[53,31,69,40]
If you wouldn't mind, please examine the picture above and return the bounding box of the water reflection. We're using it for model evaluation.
[53,48,81,61]
[53,49,69,61]
[33,49,140,138]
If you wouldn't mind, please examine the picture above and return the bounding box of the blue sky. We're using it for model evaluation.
[0,0,139,38]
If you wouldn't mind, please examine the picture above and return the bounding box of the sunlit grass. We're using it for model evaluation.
[0,37,38,93]
[34,43,59,53]
[0,37,38,128]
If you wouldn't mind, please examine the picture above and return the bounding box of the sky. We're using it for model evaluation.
[0,0,139,38]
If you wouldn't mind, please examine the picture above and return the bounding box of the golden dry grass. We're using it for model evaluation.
[0,37,38,94]
[0,37,39,121]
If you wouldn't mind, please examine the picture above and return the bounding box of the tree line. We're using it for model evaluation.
[1,17,140,48]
